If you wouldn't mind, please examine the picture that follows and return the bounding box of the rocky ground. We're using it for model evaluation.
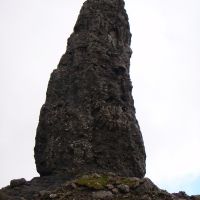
[0,173,200,200]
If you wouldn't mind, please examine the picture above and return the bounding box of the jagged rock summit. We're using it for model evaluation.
[34,0,146,178]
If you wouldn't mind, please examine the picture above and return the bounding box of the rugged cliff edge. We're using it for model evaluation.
[1,0,199,199]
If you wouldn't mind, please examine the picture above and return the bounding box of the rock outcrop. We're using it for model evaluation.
[34,0,146,178]
[0,0,200,199]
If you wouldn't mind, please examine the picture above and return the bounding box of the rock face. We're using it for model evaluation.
[34,0,146,178]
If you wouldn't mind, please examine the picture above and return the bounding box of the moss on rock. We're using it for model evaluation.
[75,174,109,190]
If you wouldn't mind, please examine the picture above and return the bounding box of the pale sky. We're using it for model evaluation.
[0,0,200,195]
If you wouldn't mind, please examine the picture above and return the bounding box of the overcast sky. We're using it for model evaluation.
[0,0,200,195]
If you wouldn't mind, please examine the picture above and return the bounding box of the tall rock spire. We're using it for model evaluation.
[34,0,146,178]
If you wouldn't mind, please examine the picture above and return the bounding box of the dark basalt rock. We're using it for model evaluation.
[10,178,27,188]
[0,1,199,199]
[34,0,146,178]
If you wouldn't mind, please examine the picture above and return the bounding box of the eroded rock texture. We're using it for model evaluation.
[34,0,146,178]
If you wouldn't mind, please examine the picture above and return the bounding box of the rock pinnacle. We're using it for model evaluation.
[34,0,146,178]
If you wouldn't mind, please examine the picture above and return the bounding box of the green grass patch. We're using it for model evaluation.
[75,175,109,190]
